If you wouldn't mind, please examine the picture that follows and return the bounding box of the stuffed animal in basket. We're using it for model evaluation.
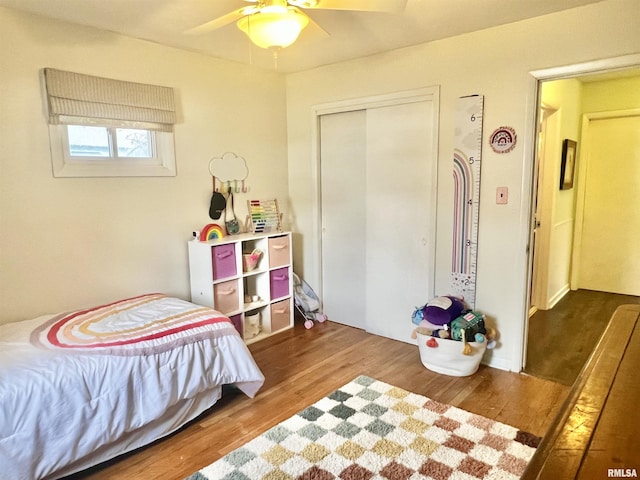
[412,295,465,327]
[411,295,498,355]
[424,295,465,325]
[450,310,486,342]
[411,295,465,341]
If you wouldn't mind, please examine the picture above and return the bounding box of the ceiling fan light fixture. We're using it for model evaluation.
[288,0,319,7]
[237,7,309,49]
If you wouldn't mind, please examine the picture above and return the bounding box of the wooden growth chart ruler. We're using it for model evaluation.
[451,95,484,308]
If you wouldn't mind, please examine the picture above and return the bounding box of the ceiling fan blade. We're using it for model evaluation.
[305,14,330,37]
[185,6,257,35]
[309,0,407,13]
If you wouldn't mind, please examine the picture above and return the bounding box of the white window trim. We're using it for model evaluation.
[49,124,176,178]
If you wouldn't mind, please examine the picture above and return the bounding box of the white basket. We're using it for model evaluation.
[416,331,487,377]
[244,312,261,339]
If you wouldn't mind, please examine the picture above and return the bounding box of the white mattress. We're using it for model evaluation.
[0,294,265,480]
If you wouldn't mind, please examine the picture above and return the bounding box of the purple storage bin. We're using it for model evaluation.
[228,314,243,338]
[212,244,236,280]
[270,267,289,299]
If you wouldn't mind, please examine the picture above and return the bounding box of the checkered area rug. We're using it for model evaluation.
[187,376,540,480]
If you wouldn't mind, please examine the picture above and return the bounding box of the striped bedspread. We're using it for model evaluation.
[31,293,233,355]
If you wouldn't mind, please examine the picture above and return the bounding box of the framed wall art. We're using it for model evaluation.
[489,126,517,154]
[560,139,577,190]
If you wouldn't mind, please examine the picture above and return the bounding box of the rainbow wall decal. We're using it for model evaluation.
[200,223,225,241]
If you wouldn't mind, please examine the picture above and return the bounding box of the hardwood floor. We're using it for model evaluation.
[525,289,640,385]
[523,305,640,479]
[68,320,569,480]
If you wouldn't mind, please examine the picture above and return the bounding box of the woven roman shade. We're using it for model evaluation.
[44,68,176,132]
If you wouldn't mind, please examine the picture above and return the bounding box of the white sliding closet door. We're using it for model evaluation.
[319,90,437,343]
[365,101,435,342]
[320,110,367,328]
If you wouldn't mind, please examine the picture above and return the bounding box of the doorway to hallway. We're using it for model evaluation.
[523,56,640,378]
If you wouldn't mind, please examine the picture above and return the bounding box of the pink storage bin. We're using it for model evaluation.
[270,299,290,332]
[212,244,236,280]
[268,236,290,268]
[213,279,239,315]
[270,267,289,299]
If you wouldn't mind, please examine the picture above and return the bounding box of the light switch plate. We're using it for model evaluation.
[496,187,508,204]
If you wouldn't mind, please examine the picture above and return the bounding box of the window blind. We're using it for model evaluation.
[43,68,177,132]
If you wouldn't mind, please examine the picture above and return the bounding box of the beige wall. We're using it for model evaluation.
[0,8,289,323]
[286,0,640,371]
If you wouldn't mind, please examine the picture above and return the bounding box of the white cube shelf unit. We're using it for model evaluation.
[187,231,293,344]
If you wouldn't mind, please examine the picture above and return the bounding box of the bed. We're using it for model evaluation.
[0,293,265,480]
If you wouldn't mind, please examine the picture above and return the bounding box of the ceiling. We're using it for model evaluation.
[1,0,607,73]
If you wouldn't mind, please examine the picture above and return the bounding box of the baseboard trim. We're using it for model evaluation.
[547,284,570,310]
[482,355,512,372]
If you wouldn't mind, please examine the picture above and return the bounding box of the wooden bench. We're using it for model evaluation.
[522,304,640,479]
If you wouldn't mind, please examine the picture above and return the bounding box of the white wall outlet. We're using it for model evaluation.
[496,187,508,204]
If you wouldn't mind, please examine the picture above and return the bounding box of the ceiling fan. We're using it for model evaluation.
[187,0,407,50]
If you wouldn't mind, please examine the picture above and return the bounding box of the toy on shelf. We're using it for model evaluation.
[199,223,225,241]
[247,199,282,234]
[242,248,262,272]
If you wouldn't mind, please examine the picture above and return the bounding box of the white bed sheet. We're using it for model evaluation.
[0,296,265,480]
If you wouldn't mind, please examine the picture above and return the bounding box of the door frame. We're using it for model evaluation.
[530,104,560,314]
[518,53,640,372]
[309,86,440,304]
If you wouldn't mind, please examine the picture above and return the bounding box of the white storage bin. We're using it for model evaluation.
[416,331,486,377]
[244,311,262,340]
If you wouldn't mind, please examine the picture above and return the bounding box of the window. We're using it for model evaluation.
[68,126,152,158]
[49,123,175,177]
[43,69,177,177]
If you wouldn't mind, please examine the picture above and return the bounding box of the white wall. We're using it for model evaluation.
[286,0,640,371]
[0,8,289,324]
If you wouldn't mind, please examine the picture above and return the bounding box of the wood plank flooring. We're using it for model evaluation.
[525,289,640,385]
[67,320,569,480]
[523,305,640,478]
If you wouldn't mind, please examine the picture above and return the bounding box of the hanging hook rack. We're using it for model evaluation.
[208,152,250,194]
